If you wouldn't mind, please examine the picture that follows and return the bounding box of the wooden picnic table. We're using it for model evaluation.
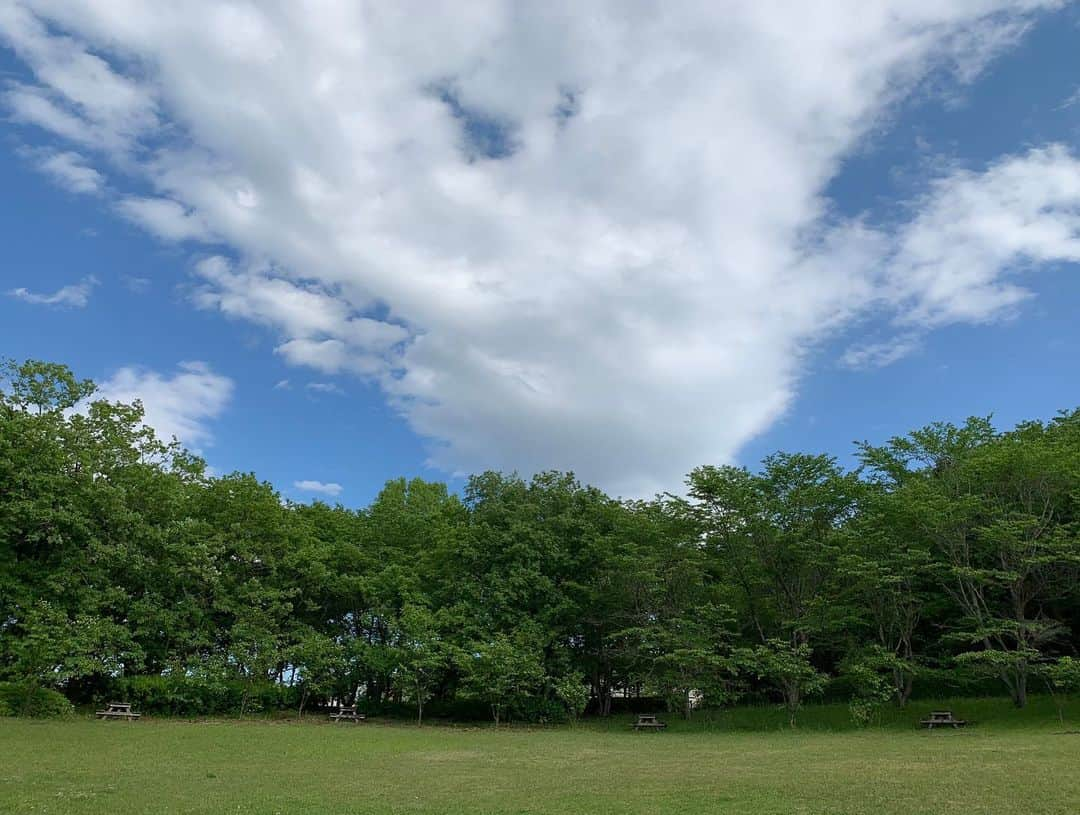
[329,705,366,723]
[920,710,967,729]
[632,714,667,731]
[96,701,141,720]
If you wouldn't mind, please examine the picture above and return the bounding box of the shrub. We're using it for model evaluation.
[417,696,490,722]
[554,674,590,722]
[0,682,74,717]
[110,675,300,717]
[847,698,876,728]
[510,695,568,725]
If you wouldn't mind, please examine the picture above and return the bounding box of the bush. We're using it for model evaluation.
[364,694,564,724]
[404,696,490,722]
[0,683,74,717]
[847,698,877,728]
[110,675,300,717]
[510,696,568,724]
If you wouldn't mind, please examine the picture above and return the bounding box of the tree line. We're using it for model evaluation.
[2,359,1078,724]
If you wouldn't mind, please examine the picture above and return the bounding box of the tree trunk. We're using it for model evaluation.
[298,687,309,718]
[999,659,1029,708]
[592,667,613,717]
[1013,664,1028,709]
[892,668,913,708]
[784,683,800,728]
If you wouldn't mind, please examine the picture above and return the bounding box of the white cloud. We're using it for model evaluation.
[883,145,1080,327]
[92,361,233,449]
[842,145,1080,369]
[1,1,1077,494]
[840,335,923,370]
[192,256,407,376]
[33,149,104,194]
[5,83,97,144]
[273,379,291,390]
[8,275,98,307]
[1057,87,1080,110]
[293,479,343,497]
[116,197,212,242]
[0,3,157,151]
[306,382,344,395]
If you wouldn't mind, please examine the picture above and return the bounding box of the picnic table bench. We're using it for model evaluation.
[96,701,141,720]
[632,714,667,731]
[920,710,967,729]
[329,705,366,723]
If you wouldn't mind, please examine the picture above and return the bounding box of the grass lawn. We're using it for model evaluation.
[2,698,1079,814]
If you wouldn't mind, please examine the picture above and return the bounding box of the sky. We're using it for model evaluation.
[1,1,1079,505]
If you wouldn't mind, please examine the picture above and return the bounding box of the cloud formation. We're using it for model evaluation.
[8,275,98,307]
[31,148,104,194]
[306,382,344,395]
[884,145,1080,328]
[293,480,344,498]
[840,335,923,371]
[2,1,1079,494]
[116,197,212,242]
[92,361,233,449]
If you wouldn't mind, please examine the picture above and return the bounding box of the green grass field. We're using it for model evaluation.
[3,698,1079,814]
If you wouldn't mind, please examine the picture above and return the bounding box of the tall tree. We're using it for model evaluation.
[860,415,1080,707]
[688,454,861,711]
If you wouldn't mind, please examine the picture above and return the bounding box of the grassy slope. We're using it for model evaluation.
[2,697,1079,815]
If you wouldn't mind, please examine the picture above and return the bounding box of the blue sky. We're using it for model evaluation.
[1,2,1079,503]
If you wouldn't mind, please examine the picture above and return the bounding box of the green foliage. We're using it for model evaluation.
[857,412,1080,708]
[287,631,344,716]
[841,649,898,726]
[1044,657,1080,694]
[554,673,591,722]
[0,682,73,718]
[0,358,96,413]
[390,605,460,724]
[510,695,569,724]
[733,640,827,727]
[112,674,299,716]
[1,358,1079,723]
[459,633,547,725]
[1039,656,1080,723]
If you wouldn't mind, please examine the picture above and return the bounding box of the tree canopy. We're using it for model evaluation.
[2,359,1078,723]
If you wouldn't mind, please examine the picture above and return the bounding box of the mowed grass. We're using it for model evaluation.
[3,697,1079,815]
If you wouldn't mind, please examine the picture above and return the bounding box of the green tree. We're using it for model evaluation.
[1041,656,1080,724]
[553,672,590,723]
[689,454,859,713]
[733,639,827,728]
[288,630,344,717]
[392,606,458,725]
[460,633,546,726]
[5,601,139,715]
[860,415,1080,707]
[833,498,935,707]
